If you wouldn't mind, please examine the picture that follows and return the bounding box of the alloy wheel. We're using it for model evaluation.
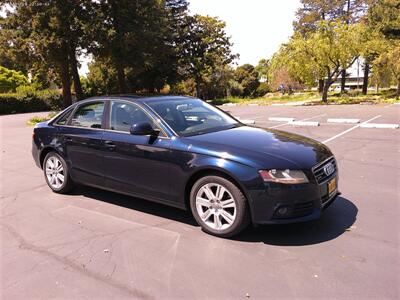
[195,183,237,231]
[45,156,65,189]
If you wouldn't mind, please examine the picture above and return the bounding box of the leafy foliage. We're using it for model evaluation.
[0,66,28,93]
[270,21,363,101]
[0,89,63,114]
[178,15,238,99]
[233,64,260,97]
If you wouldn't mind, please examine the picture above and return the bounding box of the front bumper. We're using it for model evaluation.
[248,175,339,225]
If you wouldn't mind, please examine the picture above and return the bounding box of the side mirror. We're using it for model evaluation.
[130,122,159,136]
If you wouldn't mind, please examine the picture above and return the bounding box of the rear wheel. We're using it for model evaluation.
[190,175,250,238]
[43,152,74,193]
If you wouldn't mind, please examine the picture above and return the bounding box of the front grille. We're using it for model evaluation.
[292,201,314,217]
[321,193,330,204]
[312,157,337,184]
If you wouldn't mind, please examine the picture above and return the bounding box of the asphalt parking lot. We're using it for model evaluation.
[1,103,399,299]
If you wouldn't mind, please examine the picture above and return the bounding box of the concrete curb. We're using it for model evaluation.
[327,118,360,124]
[360,123,399,129]
[289,121,320,126]
[268,117,295,122]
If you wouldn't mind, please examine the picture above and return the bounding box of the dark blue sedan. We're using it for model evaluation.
[32,95,339,237]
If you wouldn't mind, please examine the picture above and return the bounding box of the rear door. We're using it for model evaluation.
[59,101,106,186]
[102,100,176,204]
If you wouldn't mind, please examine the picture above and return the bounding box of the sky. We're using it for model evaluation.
[188,0,301,66]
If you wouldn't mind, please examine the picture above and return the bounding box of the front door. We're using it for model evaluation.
[102,100,175,204]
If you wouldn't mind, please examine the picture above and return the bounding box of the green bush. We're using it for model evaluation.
[0,89,63,115]
[254,82,271,97]
[15,85,38,94]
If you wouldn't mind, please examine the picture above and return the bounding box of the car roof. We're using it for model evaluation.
[84,94,196,103]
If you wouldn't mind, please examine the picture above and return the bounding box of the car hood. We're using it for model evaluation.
[180,126,333,169]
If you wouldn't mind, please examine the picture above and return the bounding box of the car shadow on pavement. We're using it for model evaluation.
[234,196,358,246]
[73,185,198,226]
[73,186,357,245]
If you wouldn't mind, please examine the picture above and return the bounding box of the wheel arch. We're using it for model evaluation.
[39,146,60,169]
[184,167,251,216]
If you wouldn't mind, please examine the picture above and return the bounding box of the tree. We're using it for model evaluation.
[294,0,343,33]
[0,0,92,107]
[84,59,119,96]
[294,0,342,92]
[179,15,237,99]
[255,59,270,82]
[0,66,28,92]
[364,0,400,96]
[367,0,400,39]
[338,0,368,93]
[294,0,368,93]
[233,64,260,97]
[165,0,189,84]
[275,21,363,102]
[67,1,93,100]
[374,42,400,97]
[87,0,175,94]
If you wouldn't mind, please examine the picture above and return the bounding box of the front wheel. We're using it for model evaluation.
[190,175,250,238]
[43,152,74,193]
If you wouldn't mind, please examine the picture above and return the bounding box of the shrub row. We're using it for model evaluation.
[0,90,63,115]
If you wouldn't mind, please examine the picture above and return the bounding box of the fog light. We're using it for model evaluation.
[278,207,288,215]
[275,205,291,217]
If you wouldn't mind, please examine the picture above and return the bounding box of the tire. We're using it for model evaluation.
[43,151,74,193]
[190,175,250,238]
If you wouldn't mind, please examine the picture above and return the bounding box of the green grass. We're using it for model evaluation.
[210,89,399,106]
[27,111,58,126]
[210,92,320,106]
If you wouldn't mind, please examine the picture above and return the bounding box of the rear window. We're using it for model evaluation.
[71,102,105,129]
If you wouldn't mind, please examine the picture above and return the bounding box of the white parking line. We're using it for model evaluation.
[322,115,382,144]
[269,114,326,129]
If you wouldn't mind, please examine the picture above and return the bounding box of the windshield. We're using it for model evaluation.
[145,98,240,136]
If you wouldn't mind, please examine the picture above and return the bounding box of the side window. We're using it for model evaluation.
[71,102,104,129]
[110,101,158,133]
[55,108,73,125]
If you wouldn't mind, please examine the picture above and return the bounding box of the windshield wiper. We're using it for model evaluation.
[185,123,241,137]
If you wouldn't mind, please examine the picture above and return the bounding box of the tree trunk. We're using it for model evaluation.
[318,79,324,93]
[59,54,72,108]
[340,69,346,93]
[69,47,84,101]
[396,80,400,99]
[116,63,127,94]
[322,76,331,103]
[362,62,370,95]
[195,76,201,99]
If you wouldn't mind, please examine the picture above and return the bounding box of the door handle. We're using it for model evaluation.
[104,140,116,150]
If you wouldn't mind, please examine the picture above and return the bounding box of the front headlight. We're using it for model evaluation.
[259,169,309,184]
